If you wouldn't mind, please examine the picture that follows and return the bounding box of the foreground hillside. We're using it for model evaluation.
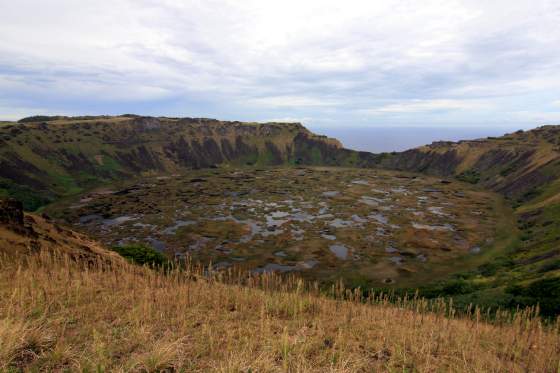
[1,242,559,371]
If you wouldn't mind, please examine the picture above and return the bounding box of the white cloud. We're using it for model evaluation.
[508,111,560,124]
[364,100,492,114]
[0,100,73,121]
[0,0,559,125]
[246,95,341,108]
[262,117,314,123]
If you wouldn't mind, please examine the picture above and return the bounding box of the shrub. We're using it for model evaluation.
[456,169,480,184]
[506,277,560,317]
[440,279,477,295]
[418,279,481,298]
[477,257,514,276]
[111,244,169,268]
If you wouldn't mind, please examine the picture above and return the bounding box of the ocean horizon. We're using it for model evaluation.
[310,126,526,153]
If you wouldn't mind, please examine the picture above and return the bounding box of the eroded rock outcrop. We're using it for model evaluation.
[378,125,560,200]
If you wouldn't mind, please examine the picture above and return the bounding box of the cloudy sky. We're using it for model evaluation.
[1,0,560,128]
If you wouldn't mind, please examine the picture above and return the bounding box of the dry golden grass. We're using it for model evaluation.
[0,252,559,372]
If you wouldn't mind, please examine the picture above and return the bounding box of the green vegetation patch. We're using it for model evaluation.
[48,173,83,195]
[506,277,560,317]
[96,155,122,173]
[456,169,480,184]
[111,244,169,268]
[0,177,52,211]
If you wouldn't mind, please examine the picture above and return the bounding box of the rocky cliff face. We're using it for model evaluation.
[0,116,346,209]
[378,126,560,201]
[0,197,42,238]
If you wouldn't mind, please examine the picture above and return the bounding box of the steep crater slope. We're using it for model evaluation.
[0,115,366,210]
[378,126,560,314]
[379,126,560,200]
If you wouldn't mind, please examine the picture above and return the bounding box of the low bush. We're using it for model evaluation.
[110,244,169,268]
[506,277,560,317]
[456,169,480,184]
[477,257,514,277]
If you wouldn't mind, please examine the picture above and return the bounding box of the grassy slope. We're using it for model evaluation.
[379,127,560,314]
[0,215,124,263]
[395,191,518,288]
[1,250,559,372]
[1,210,557,371]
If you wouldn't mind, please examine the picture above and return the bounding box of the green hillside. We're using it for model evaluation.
[378,126,560,315]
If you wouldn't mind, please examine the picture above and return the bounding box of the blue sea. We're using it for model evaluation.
[308,126,524,153]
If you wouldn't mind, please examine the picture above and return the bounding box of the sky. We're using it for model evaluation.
[1,0,560,129]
